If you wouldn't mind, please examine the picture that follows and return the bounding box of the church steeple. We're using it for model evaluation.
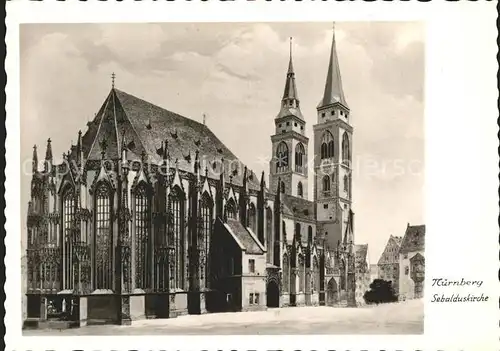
[318,24,349,110]
[32,144,38,173]
[277,37,303,121]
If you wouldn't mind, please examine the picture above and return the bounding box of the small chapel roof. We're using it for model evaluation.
[399,224,426,254]
[225,218,265,255]
[82,88,260,190]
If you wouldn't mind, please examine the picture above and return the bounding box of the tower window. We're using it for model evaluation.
[281,181,285,193]
[321,131,334,159]
[322,175,331,194]
[286,122,290,126]
[340,111,344,116]
[321,113,325,118]
[248,259,255,273]
[276,142,289,173]
[343,175,349,193]
[295,142,305,173]
[331,110,335,116]
[324,204,328,209]
[342,132,350,164]
[297,182,303,198]
[294,122,297,127]
[278,123,282,128]
[300,126,304,130]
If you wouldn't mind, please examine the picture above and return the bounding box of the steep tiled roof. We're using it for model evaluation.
[83,89,260,189]
[399,225,425,254]
[225,219,264,255]
[377,235,403,265]
[281,194,315,222]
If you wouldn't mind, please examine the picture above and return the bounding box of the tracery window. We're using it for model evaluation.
[134,183,151,290]
[343,175,349,193]
[276,142,289,173]
[226,198,237,219]
[295,143,305,173]
[320,131,334,159]
[298,255,305,292]
[248,203,256,233]
[200,193,213,285]
[94,183,113,290]
[169,186,186,290]
[280,180,285,194]
[62,187,75,290]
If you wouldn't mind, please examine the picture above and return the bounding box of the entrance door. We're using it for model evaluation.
[266,280,280,308]
[326,278,338,306]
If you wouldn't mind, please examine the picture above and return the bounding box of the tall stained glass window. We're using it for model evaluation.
[200,193,213,284]
[63,187,75,290]
[170,186,185,290]
[134,183,150,289]
[95,183,113,290]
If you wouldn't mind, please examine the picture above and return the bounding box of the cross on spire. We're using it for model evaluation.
[111,72,116,88]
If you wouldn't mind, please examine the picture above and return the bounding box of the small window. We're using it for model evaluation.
[300,126,304,130]
[286,122,290,126]
[248,259,255,273]
[278,123,282,127]
[405,266,409,275]
[255,293,260,305]
[282,130,286,134]
[249,293,254,304]
[321,113,325,118]
[340,111,343,116]
[294,122,297,127]
[331,110,335,116]
[323,204,328,209]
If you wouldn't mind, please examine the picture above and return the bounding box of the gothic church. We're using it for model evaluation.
[24,28,370,328]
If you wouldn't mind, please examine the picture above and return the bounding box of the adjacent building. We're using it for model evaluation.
[398,224,425,300]
[377,235,403,295]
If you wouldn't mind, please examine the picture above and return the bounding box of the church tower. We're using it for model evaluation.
[269,38,309,199]
[313,26,353,250]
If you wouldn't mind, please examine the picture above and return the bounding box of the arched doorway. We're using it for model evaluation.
[266,280,280,308]
[326,278,338,306]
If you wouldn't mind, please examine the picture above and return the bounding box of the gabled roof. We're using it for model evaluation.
[400,224,425,254]
[281,194,315,222]
[82,88,260,190]
[377,235,403,265]
[225,219,264,255]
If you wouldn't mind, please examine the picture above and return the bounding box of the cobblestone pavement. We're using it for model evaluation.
[24,299,423,335]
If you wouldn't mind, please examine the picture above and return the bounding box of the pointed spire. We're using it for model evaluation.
[260,171,265,190]
[45,138,53,162]
[287,37,294,74]
[243,166,248,193]
[32,144,38,173]
[318,23,349,110]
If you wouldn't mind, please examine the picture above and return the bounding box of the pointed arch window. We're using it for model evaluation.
[343,175,349,193]
[313,256,320,292]
[265,208,273,263]
[169,186,186,290]
[200,193,213,285]
[280,181,285,194]
[321,131,334,160]
[134,183,151,290]
[226,198,237,219]
[342,132,350,164]
[94,182,113,290]
[62,186,75,290]
[248,203,257,233]
[276,142,289,173]
[322,175,331,194]
[297,182,303,198]
[308,226,313,244]
[294,143,305,173]
[295,223,301,242]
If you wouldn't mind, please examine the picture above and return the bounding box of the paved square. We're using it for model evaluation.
[24,299,423,335]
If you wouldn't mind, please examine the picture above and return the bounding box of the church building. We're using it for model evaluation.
[24,27,369,328]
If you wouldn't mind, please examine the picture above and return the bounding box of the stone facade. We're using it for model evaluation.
[377,235,403,295]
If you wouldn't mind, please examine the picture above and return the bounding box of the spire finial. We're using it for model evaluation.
[203,113,206,125]
[111,72,116,89]
[289,37,292,59]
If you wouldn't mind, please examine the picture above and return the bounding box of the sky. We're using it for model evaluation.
[20,22,424,262]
